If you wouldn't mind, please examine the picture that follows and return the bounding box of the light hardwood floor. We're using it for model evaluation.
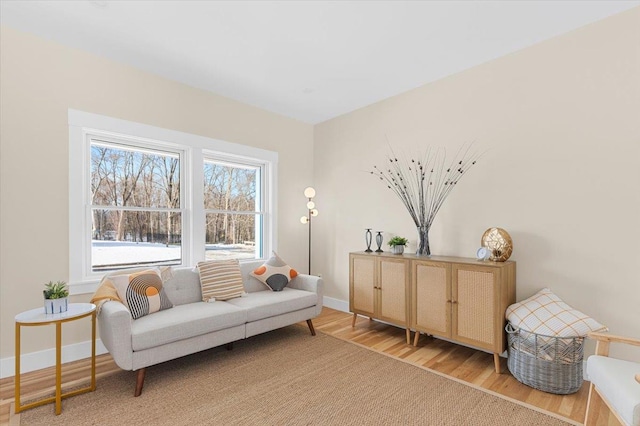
[0,307,617,425]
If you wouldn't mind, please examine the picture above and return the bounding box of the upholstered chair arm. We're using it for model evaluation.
[98,301,134,370]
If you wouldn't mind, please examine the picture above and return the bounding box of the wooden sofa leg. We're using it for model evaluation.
[226,342,233,351]
[134,368,146,397]
[306,319,316,336]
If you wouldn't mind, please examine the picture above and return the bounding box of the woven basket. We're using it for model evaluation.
[506,322,584,394]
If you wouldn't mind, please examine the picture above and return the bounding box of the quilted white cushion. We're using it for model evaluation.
[587,355,640,426]
[506,288,607,337]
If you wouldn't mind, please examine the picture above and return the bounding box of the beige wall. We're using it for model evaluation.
[0,26,314,360]
[2,6,639,368]
[313,7,640,360]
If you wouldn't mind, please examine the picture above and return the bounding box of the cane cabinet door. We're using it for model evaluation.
[412,260,451,337]
[451,264,500,352]
[349,254,376,317]
[378,257,410,325]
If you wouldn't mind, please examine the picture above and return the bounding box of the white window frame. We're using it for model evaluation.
[88,136,187,270]
[203,153,267,260]
[69,109,277,294]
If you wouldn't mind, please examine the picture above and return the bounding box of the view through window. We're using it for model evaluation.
[90,141,183,271]
[70,109,277,287]
[204,159,262,261]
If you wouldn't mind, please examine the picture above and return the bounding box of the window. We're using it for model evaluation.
[69,110,277,293]
[204,158,263,261]
[90,140,183,272]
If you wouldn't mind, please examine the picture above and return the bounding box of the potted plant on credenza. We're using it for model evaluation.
[388,236,408,254]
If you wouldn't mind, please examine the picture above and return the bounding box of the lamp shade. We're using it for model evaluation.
[303,187,316,198]
[306,201,315,209]
[300,216,309,224]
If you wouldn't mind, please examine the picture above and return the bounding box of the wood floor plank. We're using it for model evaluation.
[1,307,618,425]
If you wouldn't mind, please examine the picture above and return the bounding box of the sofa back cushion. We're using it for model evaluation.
[163,260,268,305]
[162,267,203,305]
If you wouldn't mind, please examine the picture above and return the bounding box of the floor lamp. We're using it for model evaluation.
[300,187,318,275]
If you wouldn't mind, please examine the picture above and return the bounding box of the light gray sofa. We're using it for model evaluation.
[98,260,323,396]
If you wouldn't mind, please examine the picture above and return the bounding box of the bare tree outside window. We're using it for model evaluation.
[204,160,259,261]
[90,142,182,271]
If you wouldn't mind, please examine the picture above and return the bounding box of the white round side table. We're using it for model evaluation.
[14,302,97,415]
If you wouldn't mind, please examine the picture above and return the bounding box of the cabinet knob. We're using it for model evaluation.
[452,300,458,304]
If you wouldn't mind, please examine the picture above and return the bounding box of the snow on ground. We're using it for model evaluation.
[92,240,255,268]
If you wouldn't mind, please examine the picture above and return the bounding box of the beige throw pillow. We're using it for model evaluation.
[197,259,245,302]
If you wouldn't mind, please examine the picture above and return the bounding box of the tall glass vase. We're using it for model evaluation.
[416,225,431,256]
[365,229,373,252]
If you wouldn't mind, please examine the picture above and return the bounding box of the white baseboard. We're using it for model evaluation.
[323,296,349,313]
[0,339,108,379]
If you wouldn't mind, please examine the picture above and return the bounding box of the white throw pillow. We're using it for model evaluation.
[506,288,607,337]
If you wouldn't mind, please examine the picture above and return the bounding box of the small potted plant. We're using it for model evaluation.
[388,236,408,255]
[43,280,69,314]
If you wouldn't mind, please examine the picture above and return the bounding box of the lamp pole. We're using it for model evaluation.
[307,211,312,275]
[300,187,318,275]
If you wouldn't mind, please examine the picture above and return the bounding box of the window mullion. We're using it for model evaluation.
[204,209,263,215]
[91,205,183,213]
[191,148,205,264]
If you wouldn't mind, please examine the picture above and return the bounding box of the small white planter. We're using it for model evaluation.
[44,297,68,314]
[391,245,405,255]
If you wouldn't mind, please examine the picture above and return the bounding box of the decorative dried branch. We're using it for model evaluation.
[371,143,481,229]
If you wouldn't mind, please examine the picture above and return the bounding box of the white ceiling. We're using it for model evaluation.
[1,1,638,124]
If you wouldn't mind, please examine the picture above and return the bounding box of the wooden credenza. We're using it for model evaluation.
[349,252,516,372]
[349,253,412,344]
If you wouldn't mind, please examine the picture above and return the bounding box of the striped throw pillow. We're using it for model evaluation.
[197,259,245,302]
[110,269,174,320]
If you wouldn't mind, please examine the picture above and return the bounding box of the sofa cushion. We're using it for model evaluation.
[225,287,316,322]
[131,302,248,351]
[161,267,203,306]
[197,259,245,301]
[111,269,174,320]
[250,252,298,291]
[506,288,607,337]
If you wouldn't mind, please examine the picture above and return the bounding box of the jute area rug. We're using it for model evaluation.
[19,325,574,426]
